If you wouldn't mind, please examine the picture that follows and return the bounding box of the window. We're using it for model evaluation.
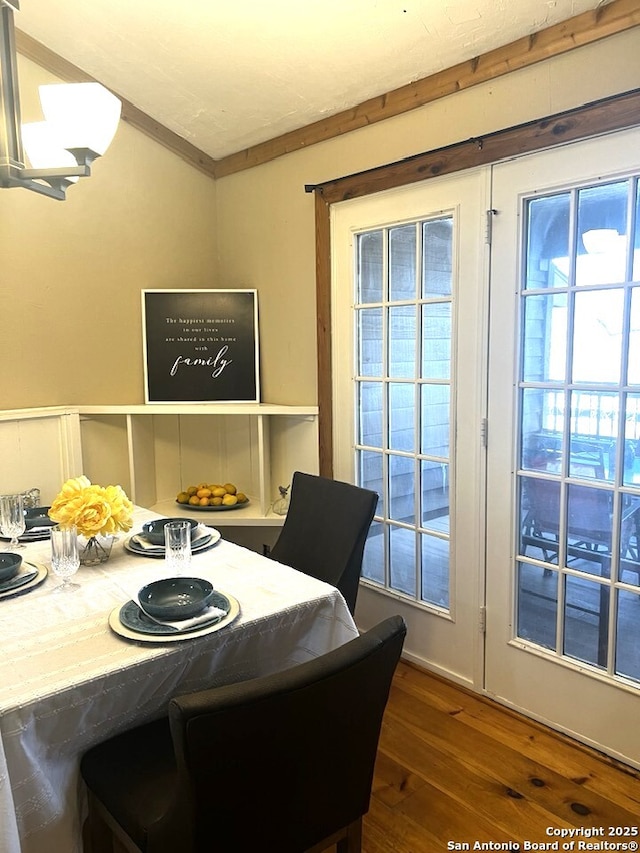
[517,175,640,680]
[355,216,454,610]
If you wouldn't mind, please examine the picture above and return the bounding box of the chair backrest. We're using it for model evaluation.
[269,471,378,614]
[152,616,406,853]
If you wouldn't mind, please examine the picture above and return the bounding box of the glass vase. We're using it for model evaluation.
[79,534,114,566]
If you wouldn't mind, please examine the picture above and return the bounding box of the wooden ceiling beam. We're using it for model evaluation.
[214,0,640,178]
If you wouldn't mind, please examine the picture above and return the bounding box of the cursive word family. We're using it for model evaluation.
[170,346,232,379]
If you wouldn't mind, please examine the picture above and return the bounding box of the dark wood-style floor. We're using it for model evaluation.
[354,661,640,852]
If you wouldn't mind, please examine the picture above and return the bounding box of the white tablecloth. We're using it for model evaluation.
[0,508,358,853]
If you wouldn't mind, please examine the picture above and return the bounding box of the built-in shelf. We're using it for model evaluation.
[0,404,318,528]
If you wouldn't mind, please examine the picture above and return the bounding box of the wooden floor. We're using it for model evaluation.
[345,662,640,852]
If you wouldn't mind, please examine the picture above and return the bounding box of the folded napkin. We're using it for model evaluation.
[132,524,211,552]
[134,596,228,631]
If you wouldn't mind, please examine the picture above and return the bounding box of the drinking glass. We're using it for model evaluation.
[0,493,26,550]
[50,524,80,592]
[164,520,192,577]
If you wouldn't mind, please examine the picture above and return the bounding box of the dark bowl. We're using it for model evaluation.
[138,576,214,620]
[0,552,22,583]
[141,517,199,546]
[24,506,55,530]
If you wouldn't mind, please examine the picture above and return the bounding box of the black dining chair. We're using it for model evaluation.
[269,471,378,614]
[80,615,406,853]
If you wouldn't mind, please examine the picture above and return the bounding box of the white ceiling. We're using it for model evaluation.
[15,0,606,161]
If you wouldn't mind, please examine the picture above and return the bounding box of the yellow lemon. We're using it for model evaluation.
[212,486,226,498]
[222,494,238,506]
[223,483,237,495]
[196,488,212,498]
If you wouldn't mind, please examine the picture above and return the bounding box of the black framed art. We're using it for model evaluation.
[142,289,260,403]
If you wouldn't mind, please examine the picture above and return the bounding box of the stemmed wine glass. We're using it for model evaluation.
[0,493,26,550]
[50,524,80,592]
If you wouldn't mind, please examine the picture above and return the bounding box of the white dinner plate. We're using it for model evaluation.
[123,526,221,558]
[108,590,240,643]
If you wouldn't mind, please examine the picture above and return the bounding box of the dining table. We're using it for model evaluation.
[0,506,359,853]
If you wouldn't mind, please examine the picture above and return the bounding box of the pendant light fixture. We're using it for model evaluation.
[0,0,121,200]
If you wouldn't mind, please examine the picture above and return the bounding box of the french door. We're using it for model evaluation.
[331,169,488,688]
[331,126,640,765]
[486,127,640,767]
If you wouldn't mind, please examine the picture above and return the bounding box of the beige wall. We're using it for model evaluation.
[1,57,218,409]
[3,29,640,411]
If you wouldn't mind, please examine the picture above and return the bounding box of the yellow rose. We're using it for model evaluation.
[49,475,92,515]
[101,485,134,535]
[50,477,133,538]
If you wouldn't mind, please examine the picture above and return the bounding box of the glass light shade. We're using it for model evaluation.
[21,122,79,181]
[38,83,122,155]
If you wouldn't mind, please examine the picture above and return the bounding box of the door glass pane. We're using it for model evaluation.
[573,289,623,384]
[564,575,608,669]
[421,384,450,457]
[389,225,416,301]
[421,532,449,607]
[421,460,449,533]
[634,181,640,281]
[624,394,640,487]
[616,589,640,682]
[516,174,640,680]
[576,182,628,286]
[358,381,382,447]
[357,231,383,303]
[522,293,567,383]
[620,494,640,581]
[569,391,616,482]
[388,383,414,452]
[520,476,561,566]
[517,562,557,650]
[389,525,415,594]
[422,217,452,296]
[628,288,640,385]
[354,215,453,613]
[525,192,570,290]
[422,303,451,379]
[357,307,382,377]
[566,484,611,578]
[362,520,385,584]
[357,449,383,516]
[389,454,414,524]
[389,306,415,377]
[521,388,564,472]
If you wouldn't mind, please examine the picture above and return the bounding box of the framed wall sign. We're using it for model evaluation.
[142,289,260,403]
